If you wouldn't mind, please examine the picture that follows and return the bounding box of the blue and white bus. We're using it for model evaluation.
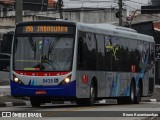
[10,20,155,107]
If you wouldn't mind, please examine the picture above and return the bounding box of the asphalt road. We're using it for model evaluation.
[0,71,9,85]
[0,71,10,95]
[0,102,160,120]
[0,86,10,96]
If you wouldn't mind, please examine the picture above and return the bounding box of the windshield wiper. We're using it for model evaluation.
[42,54,61,71]
[28,35,36,52]
[48,37,61,53]
[28,35,36,59]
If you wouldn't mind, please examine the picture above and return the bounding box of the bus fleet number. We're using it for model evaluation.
[43,79,58,83]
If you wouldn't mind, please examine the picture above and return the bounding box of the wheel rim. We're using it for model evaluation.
[130,85,134,102]
[90,84,95,103]
[136,85,141,102]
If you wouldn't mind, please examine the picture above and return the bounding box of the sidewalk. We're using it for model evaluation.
[0,95,30,107]
[142,85,160,102]
[155,85,160,89]
[0,80,9,86]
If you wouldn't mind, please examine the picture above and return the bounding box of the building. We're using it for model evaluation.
[152,0,160,6]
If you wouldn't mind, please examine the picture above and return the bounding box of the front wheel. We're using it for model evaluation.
[86,81,96,106]
[129,81,135,104]
[30,97,41,107]
[76,81,97,106]
[134,83,142,104]
[76,99,86,106]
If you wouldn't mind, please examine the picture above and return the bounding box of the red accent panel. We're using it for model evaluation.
[131,65,136,73]
[14,71,70,76]
[82,74,88,84]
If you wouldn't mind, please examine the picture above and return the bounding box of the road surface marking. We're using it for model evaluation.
[0,86,10,88]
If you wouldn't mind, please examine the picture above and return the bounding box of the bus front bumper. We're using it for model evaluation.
[10,80,76,97]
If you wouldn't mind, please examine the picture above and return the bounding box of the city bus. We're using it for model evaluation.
[10,20,155,107]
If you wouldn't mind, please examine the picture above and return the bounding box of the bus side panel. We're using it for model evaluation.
[142,71,149,96]
[76,71,133,99]
[76,71,107,98]
[76,71,92,98]
[105,72,131,97]
[142,66,155,96]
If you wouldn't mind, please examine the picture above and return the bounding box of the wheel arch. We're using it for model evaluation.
[91,76,98,98]
[138,78,143,97]
[132,77,143,96]
[131,77,142,95]
[131,77,136,87]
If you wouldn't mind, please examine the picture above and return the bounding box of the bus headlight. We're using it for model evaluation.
[13,75,23,84]
[59,75,71,85]
[14,77,19,82]
[64,77,70,83]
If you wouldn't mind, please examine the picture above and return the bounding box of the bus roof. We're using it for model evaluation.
[16,20,76,26]
[76,22,154,43]
[15,20,154,43]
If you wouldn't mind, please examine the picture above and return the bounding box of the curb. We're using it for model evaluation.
[155,85,160,89]
[0,98,158,107]
[141,99,158,102]
[0,101,31,107]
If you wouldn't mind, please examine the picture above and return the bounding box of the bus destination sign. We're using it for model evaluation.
[25,26,68,33]
[16,25,74,34]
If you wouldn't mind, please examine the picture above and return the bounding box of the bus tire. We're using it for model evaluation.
[117,97,127,104]
[129,81,136,104]
[76,99,86,106]
[87,80,96,106]
[30,97,41,107]
[134,82,142,104]
[117,81,135,104]
[76,80,97,106]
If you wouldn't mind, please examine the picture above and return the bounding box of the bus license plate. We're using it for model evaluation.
[35,90,46,95]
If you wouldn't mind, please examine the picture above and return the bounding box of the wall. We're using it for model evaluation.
[0,9,125,26]
[63,9,119,23]
[0,16,36,26]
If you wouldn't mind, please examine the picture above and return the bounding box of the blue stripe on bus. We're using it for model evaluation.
[10,80,76,97]
[135,49,149,86]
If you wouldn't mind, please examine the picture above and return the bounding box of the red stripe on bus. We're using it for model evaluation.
[14,71,70,76]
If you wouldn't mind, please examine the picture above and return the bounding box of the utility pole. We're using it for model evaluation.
[118,0,123,26]
[15,0,23,24]
[56,0,63,19]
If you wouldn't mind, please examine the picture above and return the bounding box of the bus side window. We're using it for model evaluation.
[78,37,88,70]
[78,37,83,64]
[77,31,87,70]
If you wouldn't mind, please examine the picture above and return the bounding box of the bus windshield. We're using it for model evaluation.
[13,36,74,71]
